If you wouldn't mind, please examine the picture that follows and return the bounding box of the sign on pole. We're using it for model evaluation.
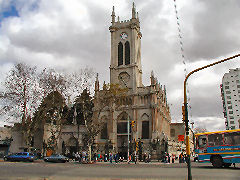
[178,135,185,142]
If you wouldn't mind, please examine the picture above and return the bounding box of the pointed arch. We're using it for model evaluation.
[125,41,130,65]
[141,113,150,139]
[141,113,149,121]
[117,111,129,121]
[118,42,123,66]
[117,111,130,134]
[66,137,78,147]
[100,116,108,139]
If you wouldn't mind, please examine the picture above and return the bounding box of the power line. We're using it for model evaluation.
[173,0,193,124]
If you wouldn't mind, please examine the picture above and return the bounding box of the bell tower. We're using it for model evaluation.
[109,3,143,91]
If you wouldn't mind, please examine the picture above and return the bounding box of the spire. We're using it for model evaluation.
[132,2,136,19]
[103,81,107,90]
[95,73,99,91]
[111,6,116,24]
[150,70,155,85]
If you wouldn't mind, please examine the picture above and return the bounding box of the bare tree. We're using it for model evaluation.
[0,63,42,148]
[79,83,128,162]
[65,67,95,104]
[39,68,67,97]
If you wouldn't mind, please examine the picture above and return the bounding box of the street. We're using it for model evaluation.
[0,160,239,180]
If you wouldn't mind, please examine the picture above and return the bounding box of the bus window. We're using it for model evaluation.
[198,135,207,148]
[233,132,240,145]
[208,134,223,146]
[225,132,240,145]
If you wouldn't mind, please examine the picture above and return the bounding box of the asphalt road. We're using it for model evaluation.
[0,160,239,180]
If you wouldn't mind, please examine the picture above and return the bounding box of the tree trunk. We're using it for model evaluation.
[88,143,92,163]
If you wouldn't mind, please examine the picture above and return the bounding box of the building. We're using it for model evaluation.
[169,123,194,157]
[221,68,240,130]
[9,122,86,156]
[9,91,87,156]
[0,126,12,157]
[93,4,172,158]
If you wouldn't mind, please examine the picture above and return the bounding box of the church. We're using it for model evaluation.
[93,4,172,158]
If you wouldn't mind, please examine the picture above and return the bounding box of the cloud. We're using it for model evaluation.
[0,0,239,131]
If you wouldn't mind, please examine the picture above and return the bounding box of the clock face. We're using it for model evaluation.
[120,32,128,40]
[118,72,130,87]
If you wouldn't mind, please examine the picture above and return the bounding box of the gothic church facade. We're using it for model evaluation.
[94,4,171,157]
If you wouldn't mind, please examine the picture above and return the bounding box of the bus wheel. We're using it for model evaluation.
[212,156,223,168]
[223,163,231,168]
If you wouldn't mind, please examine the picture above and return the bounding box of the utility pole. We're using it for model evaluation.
[127,115,130,164]
[183,53,240,180]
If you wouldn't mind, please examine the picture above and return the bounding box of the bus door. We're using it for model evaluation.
[197,135,207,153]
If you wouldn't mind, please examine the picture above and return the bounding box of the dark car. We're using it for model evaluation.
[4,152,36,162]
[44,154,69,163]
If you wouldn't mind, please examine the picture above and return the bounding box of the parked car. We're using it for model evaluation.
[44,154,69,163]
[4,152,36,162]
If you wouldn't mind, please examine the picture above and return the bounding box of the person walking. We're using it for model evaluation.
[109,153,113,163]
[172,154,175,163]
[168,153,171,163]
[134,151,137,164]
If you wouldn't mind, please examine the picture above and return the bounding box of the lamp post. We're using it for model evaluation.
[127,115,130,164]
[183,53,240,180]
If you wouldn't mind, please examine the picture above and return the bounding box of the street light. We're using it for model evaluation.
[183,53,240,180]
[127,115,130,164]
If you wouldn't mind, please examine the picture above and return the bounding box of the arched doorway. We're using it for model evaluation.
[117,112,131,159]
[66,137,78,156]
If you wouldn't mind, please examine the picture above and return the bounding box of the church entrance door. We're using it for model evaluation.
[117,135,130,159]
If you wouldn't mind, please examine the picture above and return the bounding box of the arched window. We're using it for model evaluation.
[125,41,130,65]
[170,129,175,137]
[101,123,108,139]
[117,112,130,134]
[118,42,123,66]
[142,121,149,139]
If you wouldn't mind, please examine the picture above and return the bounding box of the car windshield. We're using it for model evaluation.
[51,154,59,157]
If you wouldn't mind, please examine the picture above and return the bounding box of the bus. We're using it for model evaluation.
[195,129,240,168]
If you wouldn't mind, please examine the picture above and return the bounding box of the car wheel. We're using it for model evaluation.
[223,163,231,168]
[212,156,223,168]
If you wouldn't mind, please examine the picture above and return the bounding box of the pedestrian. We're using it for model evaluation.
[97,153,100,161]
[109,153,113,163]
[79,152,82,163]
[168,153,171,163]
[147,153,151,163]
[115,152,119,163]
[179,153,183,163]
[143,153,147,163]
[134,151,137,164]
[75,152,79,161]
[104,154,107,162]
[172,154,175,163]
[100,154,103,162]
[93,153,97,162]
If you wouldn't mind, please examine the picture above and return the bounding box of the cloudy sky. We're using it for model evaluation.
[0,0,239,131]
